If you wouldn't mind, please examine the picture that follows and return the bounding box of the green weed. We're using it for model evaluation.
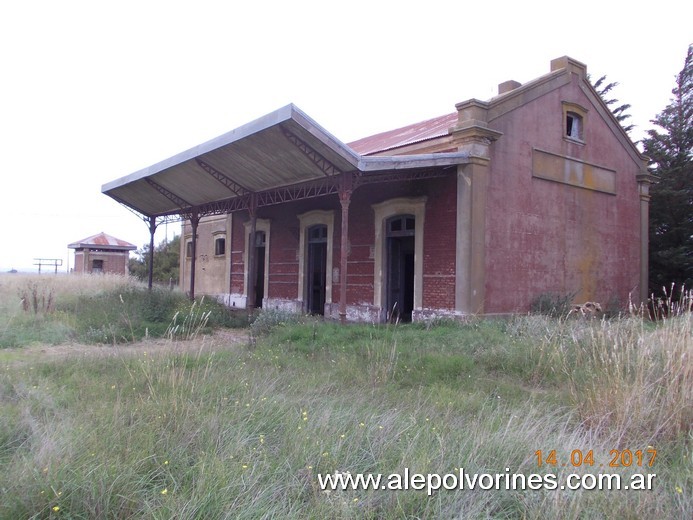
[0,281,690,518]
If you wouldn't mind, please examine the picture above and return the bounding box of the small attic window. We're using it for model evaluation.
[566,112,582,140]
[562,102,588,144]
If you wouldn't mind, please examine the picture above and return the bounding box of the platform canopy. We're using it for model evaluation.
[102,104,470,220]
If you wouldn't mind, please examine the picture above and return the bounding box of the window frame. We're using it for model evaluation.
[213,232,226,257]
[562,101,588,144]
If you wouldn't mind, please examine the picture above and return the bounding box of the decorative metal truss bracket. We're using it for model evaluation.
[121,163,455,224]
[195,158,251,197]
[145,178,192,209]
[256,176,339,206]
[281,126,343,177]
[108,192,181,226]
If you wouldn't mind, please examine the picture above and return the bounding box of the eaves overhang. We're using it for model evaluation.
[358,152,469,171]
[102,104,470,219]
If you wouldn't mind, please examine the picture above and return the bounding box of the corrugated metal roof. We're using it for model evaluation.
[68,232,137,250]
[348,113,457,155]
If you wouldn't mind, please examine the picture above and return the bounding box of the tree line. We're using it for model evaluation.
[643,45,692,295]
[129,235,180,286]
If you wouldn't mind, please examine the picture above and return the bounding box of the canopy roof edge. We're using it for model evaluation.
[101,105,466,218]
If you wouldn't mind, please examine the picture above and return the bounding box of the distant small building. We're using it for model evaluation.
[68,232,137,275]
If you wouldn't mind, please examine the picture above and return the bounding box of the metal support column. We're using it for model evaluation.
[246,194,258,309]
[189,209,200,300]
[147,217,158,290]
[338,173,353,324]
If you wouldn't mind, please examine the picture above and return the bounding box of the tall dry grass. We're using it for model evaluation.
[0,274,142,348]
[0,285,690,517]
[0,272,141,306]
[563,314,691,445]
[0,274,243,347]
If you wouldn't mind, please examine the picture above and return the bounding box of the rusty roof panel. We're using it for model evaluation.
[348,113,457,155]
[68,232,137,250]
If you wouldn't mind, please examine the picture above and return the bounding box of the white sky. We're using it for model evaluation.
[1,0,691,272]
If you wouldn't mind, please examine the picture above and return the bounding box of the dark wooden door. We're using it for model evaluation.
[307,225,327,315]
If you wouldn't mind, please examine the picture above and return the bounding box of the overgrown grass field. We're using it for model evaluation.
[0,275,691,518]
[0,274,248,348]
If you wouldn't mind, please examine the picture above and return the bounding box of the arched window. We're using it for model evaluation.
[562,102,587,143]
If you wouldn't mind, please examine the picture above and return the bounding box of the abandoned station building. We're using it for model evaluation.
[68,232,137,275]
[103,56,652,322]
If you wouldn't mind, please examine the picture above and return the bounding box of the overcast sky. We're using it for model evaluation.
[1,1,691,272]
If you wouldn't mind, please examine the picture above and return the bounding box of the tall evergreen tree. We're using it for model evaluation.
[129,235,180,285]
[643,45,693,294]
[590,74,635,134]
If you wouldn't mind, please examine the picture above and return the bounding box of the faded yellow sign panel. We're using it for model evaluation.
[532,148,616,195]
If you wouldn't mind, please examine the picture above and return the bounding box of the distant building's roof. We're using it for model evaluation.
[68,232,137,251]
[348,112,457,155]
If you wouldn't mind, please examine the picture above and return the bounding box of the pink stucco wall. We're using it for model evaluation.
[484,80,642,313]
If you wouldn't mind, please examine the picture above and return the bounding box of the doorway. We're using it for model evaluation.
[306,225,327,315]
[91,259,104,274]
[386,215,415,322]
[254,231,266,308]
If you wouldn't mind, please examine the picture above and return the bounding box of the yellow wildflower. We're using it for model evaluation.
[161,488,168,495]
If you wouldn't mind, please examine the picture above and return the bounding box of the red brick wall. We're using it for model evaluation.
[73,252,84,274]
[421,175,457,310]
[231,177,459,313]
[71,250,130,275]
[102,253,128,275]
[337,177,456,310]
[263,206,300,300]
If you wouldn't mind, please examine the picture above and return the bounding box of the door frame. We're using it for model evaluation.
[372,197,426,320]
[385,215,416,321]
[243,218,270,307]
[306,224,328,314]
[297,210,334,313]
